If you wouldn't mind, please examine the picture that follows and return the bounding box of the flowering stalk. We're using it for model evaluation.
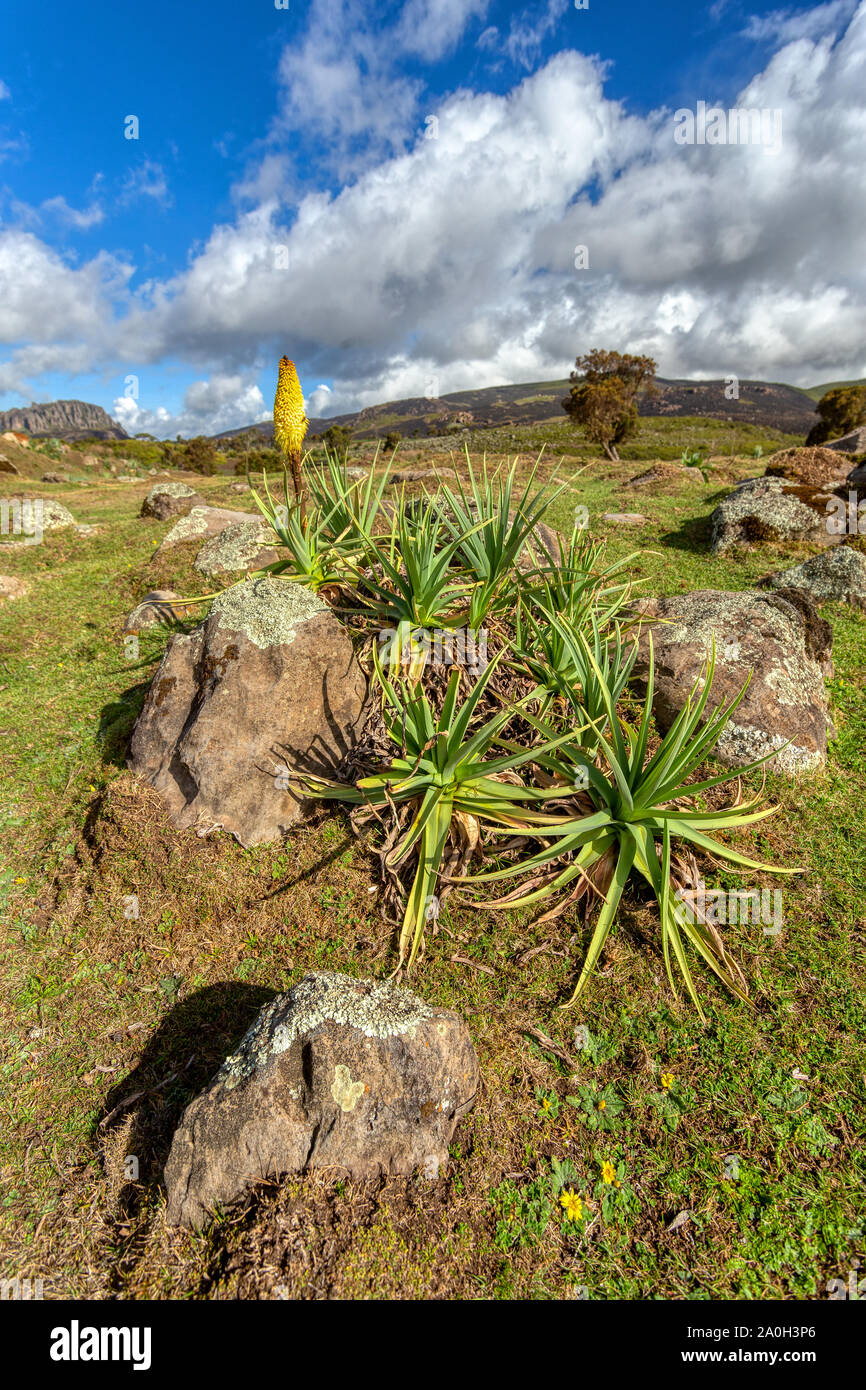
[273,355,308,517]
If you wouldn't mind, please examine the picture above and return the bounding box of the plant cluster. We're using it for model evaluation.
[203,435,799,1017]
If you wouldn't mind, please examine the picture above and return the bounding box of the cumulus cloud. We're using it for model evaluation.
[113,374,270,439]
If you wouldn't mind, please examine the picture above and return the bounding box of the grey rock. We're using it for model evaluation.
[123,590,192,633]
[765,545,866,612]
[631,588,834,774]
[129,576,368,846]
[141,481,206,521]
[164,972,479,1229]
[153,505,260,552]
[194,519,276,576]
[709,476,840,553]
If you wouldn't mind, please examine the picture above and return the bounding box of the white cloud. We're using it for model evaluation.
[502,0,571,70]
[40,196,105,229]
[743,0,859,43]
[396,0,490,61]
[0,79,11,101]
[117,160,171,208]
[113,374,270,438]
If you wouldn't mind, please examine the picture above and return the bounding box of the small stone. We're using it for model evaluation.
[0,575,28,601]
[141,482,205,521]
[602,512,647,526]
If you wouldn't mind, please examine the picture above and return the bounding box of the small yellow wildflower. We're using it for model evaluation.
[661,1072,674,1089]
[598,1099,606,1110]
[541,1097,552,1112]
[560,1190,584,1223]
[601,1160,616,1184]
[14,877,26,884]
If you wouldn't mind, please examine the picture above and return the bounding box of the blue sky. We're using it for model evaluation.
[1,0,864,436]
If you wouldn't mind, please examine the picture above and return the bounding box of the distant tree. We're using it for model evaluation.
[562,349,658,461]
[134,432,156,441]
[383,430,401,452]
[323,424,353,459]
[806,385,866,445]
[183,436,219,475]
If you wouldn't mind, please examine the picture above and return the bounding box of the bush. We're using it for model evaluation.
[562,349,657,461]
[806,385,866,445]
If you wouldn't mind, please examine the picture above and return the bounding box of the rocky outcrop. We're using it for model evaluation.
[764,545,866,612]
[128,576,368,846]
[709,476,840,553]
[0,400,127,440]
[631,588,834,774]
[140,482,205,521]
[164,971,480,1229]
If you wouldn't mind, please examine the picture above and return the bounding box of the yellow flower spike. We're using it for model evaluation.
[273,356,308,459]
[661,1072,674,1090]
[273,355,308,514]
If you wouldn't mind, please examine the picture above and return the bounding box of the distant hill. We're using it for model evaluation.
[0,399,128,440]
[801,378,866,402]
[216,375,819,445]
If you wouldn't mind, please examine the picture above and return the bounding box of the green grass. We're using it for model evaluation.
[0,437,863,1301]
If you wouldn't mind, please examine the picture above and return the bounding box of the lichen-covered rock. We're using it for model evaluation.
[43,499,75,529]
[41,472,70,484]
[128,576,368,845]
[765,545,866,612]
[164,972,480,1228]
[140,481,205,521]
[123,590,194,633]
[631,589,834,774]
[194,519,276,576]
[153,506,260,553]
[709,476,840,553]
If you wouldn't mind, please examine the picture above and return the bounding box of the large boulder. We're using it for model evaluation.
[141,481,205,521]
[164,971,480,1229]
[631,589,834,775]
[194,519,276,577]
[153,505,261,554]
[709,476,840,553]
[765,545,866,612]
[128,576,368,846]
[0,454,20,474]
